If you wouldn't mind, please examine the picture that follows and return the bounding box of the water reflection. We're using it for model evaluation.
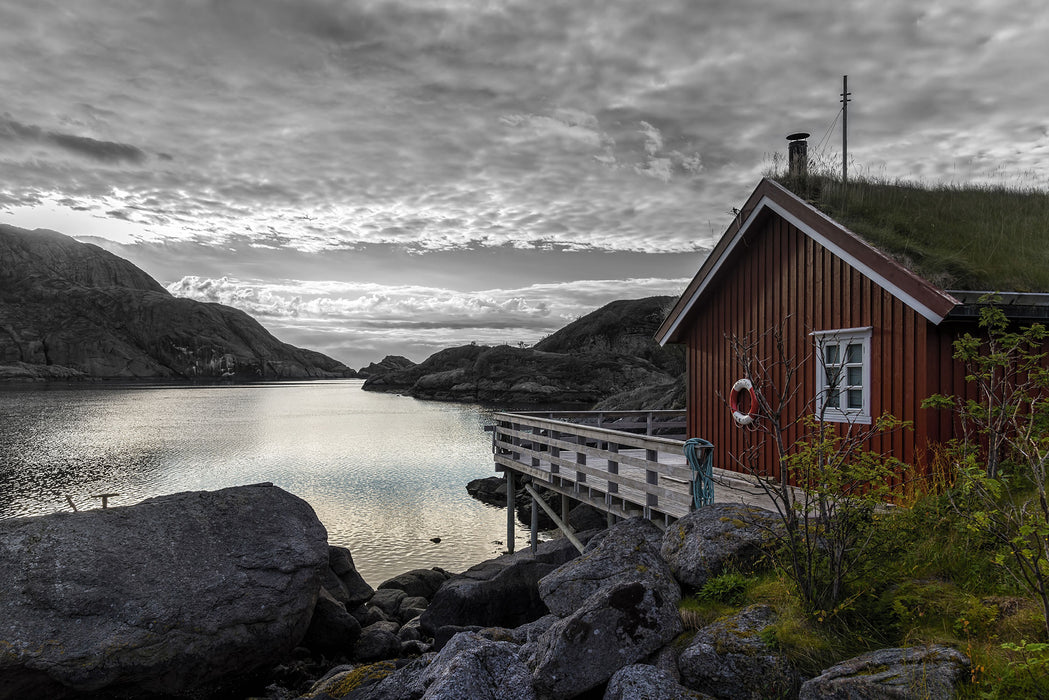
[0,381,529,584]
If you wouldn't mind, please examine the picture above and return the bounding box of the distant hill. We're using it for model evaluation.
[362,296,684,408]
[0,224,355,381]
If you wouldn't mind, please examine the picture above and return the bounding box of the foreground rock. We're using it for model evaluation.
[420,535,593,638]
[529,580,684,699]
[660,503,782,589]
[678,604,797,700]
[539,517,679,617]
[799,645,970,700]
[604,664,712,700]
[0,483,329,699]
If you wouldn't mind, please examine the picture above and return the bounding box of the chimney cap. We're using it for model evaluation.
[786,132,810,141]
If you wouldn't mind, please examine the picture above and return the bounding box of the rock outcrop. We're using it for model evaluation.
[0,224,355,380]
[356,355,416,379]
[361,296,683,407]
[0,483,329,699]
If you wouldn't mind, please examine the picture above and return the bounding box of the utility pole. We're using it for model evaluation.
[841,75,851,189]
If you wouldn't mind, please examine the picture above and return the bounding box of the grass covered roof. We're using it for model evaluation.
[773,173,1049,293]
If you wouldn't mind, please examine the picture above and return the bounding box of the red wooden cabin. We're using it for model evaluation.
[654,177,1049,481]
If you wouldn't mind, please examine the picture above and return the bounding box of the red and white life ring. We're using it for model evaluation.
[729,378,758,426]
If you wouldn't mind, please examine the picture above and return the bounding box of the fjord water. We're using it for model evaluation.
[0,380,526,584]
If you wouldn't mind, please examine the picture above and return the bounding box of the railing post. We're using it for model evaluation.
[506,470,516,554]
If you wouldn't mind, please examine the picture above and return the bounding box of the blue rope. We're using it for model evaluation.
[684,437,715,508]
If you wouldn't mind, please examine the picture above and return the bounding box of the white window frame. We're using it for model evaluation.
[812,327,872,424]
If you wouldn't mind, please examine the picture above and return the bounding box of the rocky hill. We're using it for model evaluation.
[0,224,355,381]
[362,296,684,408]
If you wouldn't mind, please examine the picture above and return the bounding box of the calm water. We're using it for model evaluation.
[0,380,529,585]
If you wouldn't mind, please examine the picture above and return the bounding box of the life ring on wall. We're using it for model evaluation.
[729,378,758,426]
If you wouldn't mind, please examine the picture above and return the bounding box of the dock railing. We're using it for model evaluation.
[491,410,695,530]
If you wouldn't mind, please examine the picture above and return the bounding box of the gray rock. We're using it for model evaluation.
[419,535,593,635]
[351,603,389,627]
[604,664,712,700]
[370,588,409,619]
[398,616,424,642]
[301,658,407,699]
[354,622,404,662]
[330,546,376,607]
[410,631,536,700]
[538,516,680,617]
[398,596,429,623]
[799,645,971,700]
[0,484,327,696]
[660,504,782,590]
[303,587,364,656]
[399,639,431,657]
[0,483,329,700]
[377,568,451,600]
[678,604,797,700]
[529,580,684,699]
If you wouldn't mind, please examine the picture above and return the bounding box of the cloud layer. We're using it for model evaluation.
[2,0,1047,363]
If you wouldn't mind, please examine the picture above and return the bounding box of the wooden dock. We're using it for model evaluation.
[490,410,779,552]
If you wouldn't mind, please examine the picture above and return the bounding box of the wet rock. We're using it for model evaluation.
[677,604,798,700]
[0,484,328,700]
[529,581,684,699]
[350,603,388,628]
[397,596,429,624]
[799,645,970,700]
[604,664,712,700]
[329,546,376,608]
[369,588,408,619]
[538,516,679,617]
[660,504,782,590]
[353,622,404,662]
[377,568,451,600]
[302,588,364,656]
[420,535,593,635]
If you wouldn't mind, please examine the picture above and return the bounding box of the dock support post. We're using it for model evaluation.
[523,483,584,554]
[561,493,570,525]
[506,470,516,554]
[530,492,539,553]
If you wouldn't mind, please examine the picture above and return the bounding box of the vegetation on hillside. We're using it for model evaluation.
[771,169,1049,292]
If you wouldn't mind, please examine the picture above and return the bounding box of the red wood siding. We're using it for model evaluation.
[683,213,935,480]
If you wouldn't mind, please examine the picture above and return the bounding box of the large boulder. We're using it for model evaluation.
[660,504,782,590]
[677,604,797,700]
[529,581,684,699]
[538,516,679,617]
[0,483,329,699]
[420,535,591,636]
[799,645,970,700]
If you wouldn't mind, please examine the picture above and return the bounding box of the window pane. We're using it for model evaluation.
[825,369,839,388]
[847,366,862,386]
[845,343,862,363]
[824,344,839,365]
[848,389,863,409]
[828,388,841,406]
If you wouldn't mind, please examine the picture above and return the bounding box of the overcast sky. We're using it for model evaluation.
[2,1,1047,368]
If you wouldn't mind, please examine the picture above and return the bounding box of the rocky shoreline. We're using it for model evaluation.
[0,484,971,699]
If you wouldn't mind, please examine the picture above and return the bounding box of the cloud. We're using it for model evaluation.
[166,274,690,366]
[0,116,146,163]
